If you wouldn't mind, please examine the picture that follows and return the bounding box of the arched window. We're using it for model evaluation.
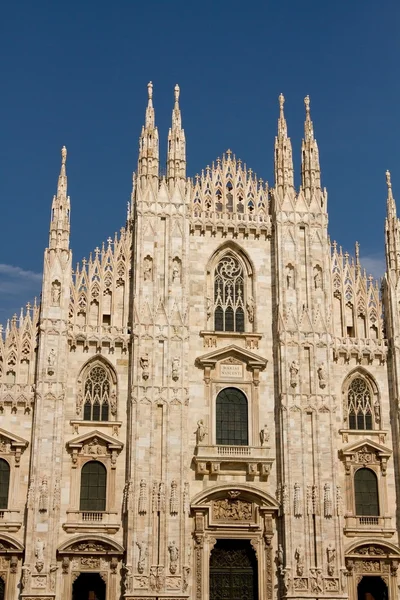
[214,255,245,332]
[216,388,248,446]
[0,460,10,509]
[354,468,379,516]
[80,461,107,512]
[347,377,373,430]
[83,364,110,421]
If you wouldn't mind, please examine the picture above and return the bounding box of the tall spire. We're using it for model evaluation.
[167,83,186,185]
[49,146,70,250]
[301,95,321,200]
[138,81,159,181]
[274,93,294,194]
[385,170,400,274]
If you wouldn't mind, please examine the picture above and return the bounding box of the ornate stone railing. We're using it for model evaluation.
[344,515,394,538]
[194,445,273,477]
[0,509,22,532]
[64,510,120,534]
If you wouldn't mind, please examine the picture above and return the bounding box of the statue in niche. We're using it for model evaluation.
[136,541,148,574]
[314,266,323,290]
[195,420,207,444]
[172,257,181,283]
[140,354,150,380]
[327,544,336,576]
[374,400,381,424]
[246,296,255,323]
[21,565,30,589]
[168,541,179,574]
[171,357,180,381]
[295,546,304,576]
[48,349,56,368]
[35,539,45,572]
[143,256,153,281]
[289,360,299,388]
[286,265,294,289]
[206,297,212,320]
[317,363,327,389]
[277,544,284,568]
[260,424,270,446]
[51,281,61,305]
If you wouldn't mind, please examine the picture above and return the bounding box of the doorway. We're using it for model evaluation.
[0,577,4,600]
[72,572,106,600]
[210,539,258,600]
[357,576,388,600]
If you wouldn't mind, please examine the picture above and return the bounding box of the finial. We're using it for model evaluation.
[355,241,360,259]
[174,84,180,103]
[61,146,67,165]
[279,93,285,113]
[386,170,392,189]
[147,82,153,100]
[304,95,310,114]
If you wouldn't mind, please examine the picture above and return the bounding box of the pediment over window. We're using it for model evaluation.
[66,430,123,465]
[0,428,28,465]
[196,344,267,385]
[340,439,392,474]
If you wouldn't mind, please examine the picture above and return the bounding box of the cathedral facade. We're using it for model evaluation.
[0,82,399,600]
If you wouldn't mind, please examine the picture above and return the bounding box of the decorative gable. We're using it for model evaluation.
[0,428,29,466]
[340,439,392,475]
[66,430,123,467]
[196,344,267,385]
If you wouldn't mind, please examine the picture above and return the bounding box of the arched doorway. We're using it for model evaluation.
[72,572,105,600]
[357,576,388,600]
[210,539,258,600]
[0,577,4,600]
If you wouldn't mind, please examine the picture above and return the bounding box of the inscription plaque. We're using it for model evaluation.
[220,364,243,378]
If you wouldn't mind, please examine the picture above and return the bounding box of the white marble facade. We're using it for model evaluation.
[0,83,399,600]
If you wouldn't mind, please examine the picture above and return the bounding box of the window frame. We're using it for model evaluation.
[79,460,107,512]
[354,467,379,517]
[0,458,10,510]
[343,371,381,432]
[215,387,249,446]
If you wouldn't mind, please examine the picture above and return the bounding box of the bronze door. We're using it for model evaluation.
[210,540,257,600]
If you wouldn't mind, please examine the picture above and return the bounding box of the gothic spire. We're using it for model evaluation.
[274,93,294,194]
[167,84,186,185]
[138,81,159,181]
[385,170,400,274]
[49,146,70,250]
[301,95,321,200]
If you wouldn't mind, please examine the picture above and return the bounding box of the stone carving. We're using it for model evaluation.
[49,564,58,591]
[171,357,180,381]
[110,556,118,574]
[282,484,289,515]
[294,577,308,591]
[51,281,61,305]
[122,564,133,593]
[277,544,284,568]
[260,424,269,445]
[310,568,324,593]
[27,477,35,509]
[246,296,255,323]
[61,557,70,574]
[32,574,47,588]
[10,554,18,574]
[294,482,302,517]
[138,479,147,515]
[312,485,319,515]
[213,498,252,521]
[71,542,109,552]
[86,437,104,455]
[327,544,336,576]
[282,568,292,594]
[374,400,381,424]
[81,556,100,569]
[166,575,181,589]
[195,420,207,443]
[35,539,45,572]
[183,482,189,514]
[47,349,56,368]
[314,266,323,289]
[21,565,31,589]
[140,354,150,380]
[289,360,299,388]
[38,476,49,512]
[134,575,149,588]
[286,264,294,289]
[295,546,304,576]
[168,541,179,574]
[324,482,333,517]
[110,391,117,416]
[355,546,385,556]
[336,485,343,516]
[143,256,153,281]
[136,541,148,574]
[340,568,347,592]
[170,480,178,515]
[172,257,181,282]
[149,566,164,591]
[317,363,327,389]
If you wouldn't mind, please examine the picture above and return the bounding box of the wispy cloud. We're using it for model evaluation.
[0,264,42,319]
[360,254,386,280]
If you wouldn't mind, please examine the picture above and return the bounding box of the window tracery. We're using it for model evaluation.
[83,364,111,421]
[214,255,245,332]
[347,377,374,430]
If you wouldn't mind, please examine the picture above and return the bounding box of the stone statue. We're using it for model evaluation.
[143,256,153,281]
[295,546,304,576]
[316,568,324,592]
[196,420,207,444]
[246,296,255,323]
[172,258,181,282]
[172,356,180,381]
[51,281,61,305]
[136,541,148,574]
[374,400,381,423]
[314,266,323,289]
[289,360,299,388]
[48,349,56,368]
[260,424,270,445]
[21,565,30,589]
[35,539,44,561]
[277,544,284,567]
[140,354,149,380]
[317,363,327,389]
[327,544,336,576]
[286,265,294,289]
[168,541,179,574]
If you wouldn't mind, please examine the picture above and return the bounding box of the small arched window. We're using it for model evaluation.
[354,468,379,516]
[0,459,10,509]
[347,377,373,430]
[214,255,245,332]
[83,364,110,421]
[80,461,107,512]
[216,387,248,446]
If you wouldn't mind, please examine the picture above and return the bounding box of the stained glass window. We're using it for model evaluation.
[83,365,110,421]
[214,255,245,332]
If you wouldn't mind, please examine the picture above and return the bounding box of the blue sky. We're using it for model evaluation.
[1,0,399,321]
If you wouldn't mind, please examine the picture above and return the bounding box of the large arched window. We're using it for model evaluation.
[83,364,110,421]
[354,468,379,516]
[214,255,245,332]
[347,377,374,430]
[0,459,10,509]
[216,388,248,446]
[80,461,107,512]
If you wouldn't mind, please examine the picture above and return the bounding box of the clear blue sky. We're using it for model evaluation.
[1,0,399,321]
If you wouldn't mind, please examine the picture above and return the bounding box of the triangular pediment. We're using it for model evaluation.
[66,430,123,450]
[196,344,267,369]
[341,438,392,459]
[0,428,29,449]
